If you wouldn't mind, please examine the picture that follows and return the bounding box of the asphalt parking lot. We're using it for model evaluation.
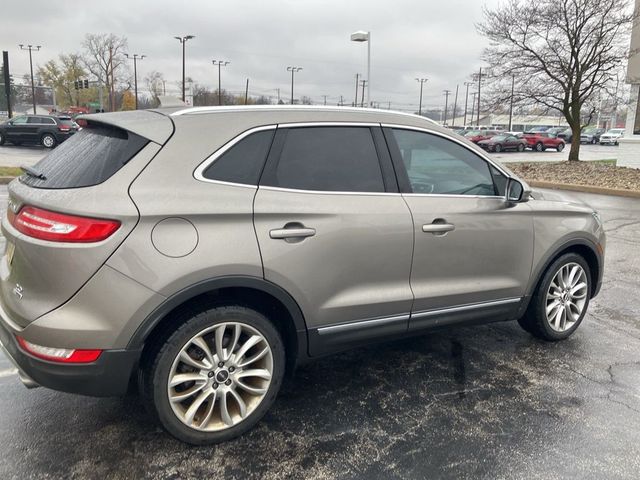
[0,170,639,478]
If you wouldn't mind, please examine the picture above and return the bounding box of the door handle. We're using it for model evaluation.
[422,221,455,234]
[269,227,316,240]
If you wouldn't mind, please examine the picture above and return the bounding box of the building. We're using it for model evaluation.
[618,0,640,169]
[448,113,568,131]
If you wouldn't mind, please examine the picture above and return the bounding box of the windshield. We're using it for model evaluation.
[492,136,506,141]
[607,129,624,134]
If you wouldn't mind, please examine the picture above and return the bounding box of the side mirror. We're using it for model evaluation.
[506,178,530,203]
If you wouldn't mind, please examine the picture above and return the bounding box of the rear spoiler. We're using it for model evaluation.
[78,110,174,145]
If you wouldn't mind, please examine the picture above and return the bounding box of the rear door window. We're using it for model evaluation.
[20,123,148,189]
[261,126,385,193]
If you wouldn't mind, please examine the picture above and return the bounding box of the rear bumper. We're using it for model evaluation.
[0,311,141,397]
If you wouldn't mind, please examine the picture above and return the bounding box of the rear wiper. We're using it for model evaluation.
[20,165,47,181]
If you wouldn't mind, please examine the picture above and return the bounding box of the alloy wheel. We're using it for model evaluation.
[167,322,274,432]
[545,262,588,332]
[42,135,55,148]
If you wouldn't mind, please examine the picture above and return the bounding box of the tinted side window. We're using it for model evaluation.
[11,116,27,125]
[20,124,148,189]
[264,127,384,192]
[202,129,274,185]
[27,117,42,124]
[391,129,497,196]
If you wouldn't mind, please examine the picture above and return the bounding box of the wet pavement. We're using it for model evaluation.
[0,189,639,479]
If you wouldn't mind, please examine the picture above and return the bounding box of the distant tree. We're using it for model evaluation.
[478,0,634,160]
[38,53,86,107]
[121,90,135,110]
[82,33,129,112]
[0,65,18,112]
[144,70,165,107]
[300,95,313,105]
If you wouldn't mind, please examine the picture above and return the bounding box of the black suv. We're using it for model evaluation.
[0,114,79,148]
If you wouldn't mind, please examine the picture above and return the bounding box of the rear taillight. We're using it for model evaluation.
[16,336,102,363]
[58,125,71,132]
[8,206,120,243]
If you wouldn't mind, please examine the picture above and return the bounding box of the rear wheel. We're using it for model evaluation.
[0,132,4,146]
[517,143,525,152]
[591,138,597,144]
[535,142,544,152]
[494,144,502,153]
[141,305,285,445]
[41,133,57,149]
[518,253,591,341]
[557,143,565,152]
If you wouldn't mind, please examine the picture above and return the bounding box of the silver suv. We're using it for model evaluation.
[0,106,605,444]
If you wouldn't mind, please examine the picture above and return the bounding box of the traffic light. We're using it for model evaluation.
[83,79,89,89]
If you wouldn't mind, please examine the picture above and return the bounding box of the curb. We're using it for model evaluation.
[527,180,640,199]
[0,176,15,185]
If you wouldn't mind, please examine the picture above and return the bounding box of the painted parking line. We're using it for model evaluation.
[0,368,18,379]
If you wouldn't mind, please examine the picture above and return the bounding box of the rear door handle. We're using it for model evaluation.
[269,227,316,239]
[422,222,455,234]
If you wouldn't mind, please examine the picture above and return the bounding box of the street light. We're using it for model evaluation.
[174,35,195,102]
[19,44,41,114]
[287,66,302,104]
[463,81,474,126]
[124,53,145,110]
[350,31,370,107]
[212,60,230,106]
[415,78,428,116]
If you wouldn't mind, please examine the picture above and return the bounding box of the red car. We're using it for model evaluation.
[464,130,499,144]
[523,132,565,152]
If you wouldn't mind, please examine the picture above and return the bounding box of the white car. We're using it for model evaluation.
[599,128,625,145]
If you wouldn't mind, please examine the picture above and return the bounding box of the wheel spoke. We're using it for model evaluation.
[215,324,226,361]
[184,389,213,425]
[220,391,234,426]
[567,265,580,287]
[170,381,207,403]
[229,389,247,418]
[546,300,561,316]
[570,282,587,297]
[236,368,272,381]
[236,379,268,396]
[191,336,214,366]
[235,335,263,363]
[179,350,210,370]
[169,372,207,387]
[197,391,218,428]
[227,324,242,360]
[237,346,270,368]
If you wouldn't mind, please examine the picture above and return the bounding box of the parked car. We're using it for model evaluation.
[477,134,528,152]
[546,127,567,136]
[528,127,549,133]
[465,130,499,144]
[599,128,625,145]
[580,128,606,144]
[523,132,566,152]
[0,106,605,445]
[0,114,79,148]
[557,128,576,143]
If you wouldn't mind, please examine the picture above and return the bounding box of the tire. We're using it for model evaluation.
[140,305,285,445]
[535,142,544,152]
[518,253,591,341]
[591,138,597,144]
[41,133,57,149]
[0,132,5,146]
[494,144,502,153]
[556,143,565,152]
[517,143,525,152]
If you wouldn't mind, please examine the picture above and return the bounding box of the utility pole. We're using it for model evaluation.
[451,84,459,127]
[2,51,12,118]
[360,79,367,107]
[322,95,328,106]
[474,67,483,127]
[287,66,302,104]
[212,60,230,106]
[387,101,391,110]
[463,81,473,126]
[18,44,41,114]
[443,89,451,126]
[125,53,145,110]
[174,35,195,102]
[244,78,249,105]
[415,78,428,116]
[276,88,280,103]
[338,95,344,106]
[470,92,477,125]
[508,74,515,131]
[162,80,166,96]
[354,73,360,106]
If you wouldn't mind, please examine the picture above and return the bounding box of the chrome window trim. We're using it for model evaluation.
[380,122,513,181]
[258,185,399,196]
[277,121,380,128]
[411,297,522,320]
[317,313,410,335]
[193,124,277,185]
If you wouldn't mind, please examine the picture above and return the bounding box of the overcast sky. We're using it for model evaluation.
[1,0,500,112]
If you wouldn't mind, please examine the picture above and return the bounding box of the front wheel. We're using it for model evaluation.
[494,144,502,153]
[535,142,544,152]
[518,253,591,341]
[0,132,5,146]
[591,138,597,144]
[41,133,57,149]
[517,143,525,152]
[556,143,565,152]
[141,305,285,445]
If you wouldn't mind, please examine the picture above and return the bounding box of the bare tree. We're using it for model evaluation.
[144,70,165,107]
[82,33,128,111]
[478,0,634,160]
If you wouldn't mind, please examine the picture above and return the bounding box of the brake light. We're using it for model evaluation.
[8,206,120,243]
[58,125,71,132]
[16,336,102,363]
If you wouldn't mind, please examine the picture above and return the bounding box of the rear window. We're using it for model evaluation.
[20,123,148,189]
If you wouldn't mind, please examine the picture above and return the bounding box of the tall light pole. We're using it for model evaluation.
[350,31,370,107]
[416,78,428,116]
[124,53,145,110]
[463,81,473,126]
[212,60,230,105]
[354,73,360,106]
[174,35,195,103]
[451,84,459,127]
[470,92,478,125]
[508,75,515,131]
[19,44,41,114]
[472,67,484,127]
[287,66,302,104]
[443,90,451,126]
